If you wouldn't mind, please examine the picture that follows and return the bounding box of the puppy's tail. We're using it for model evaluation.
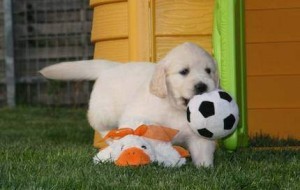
[39,59,120,80]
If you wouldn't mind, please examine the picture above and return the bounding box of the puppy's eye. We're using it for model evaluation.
[141,145,147,149]
[179,68,189,76]
[205,68,211,74]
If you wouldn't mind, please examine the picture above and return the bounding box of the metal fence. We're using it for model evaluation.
[1,0,94,107]
[0,0,7,107]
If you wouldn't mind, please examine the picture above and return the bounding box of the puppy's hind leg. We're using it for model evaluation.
[87,109,117,136]
[87,78,120,136]
[88,107,118,149]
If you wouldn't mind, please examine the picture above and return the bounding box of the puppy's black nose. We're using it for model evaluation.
[194,82,207,95]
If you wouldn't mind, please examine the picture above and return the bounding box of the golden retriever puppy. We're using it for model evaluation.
[40,42,219,167]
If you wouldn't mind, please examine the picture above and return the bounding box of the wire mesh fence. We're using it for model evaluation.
[0,0,6,106]
[1,0,94,107]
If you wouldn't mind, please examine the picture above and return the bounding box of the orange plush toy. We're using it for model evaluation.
[93,125,189,167]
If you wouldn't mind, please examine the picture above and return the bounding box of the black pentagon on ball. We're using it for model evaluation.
[187,107,191,123]
[198,101,215,118]
[197,128,213,138]
[224,114,236,130]
[219,91,232,102]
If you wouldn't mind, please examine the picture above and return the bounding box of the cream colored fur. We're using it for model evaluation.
[40,42,219,167]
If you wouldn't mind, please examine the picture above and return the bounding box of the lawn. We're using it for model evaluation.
[0,107,299,189]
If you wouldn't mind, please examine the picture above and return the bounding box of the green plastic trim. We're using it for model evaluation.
[212,0,248,150]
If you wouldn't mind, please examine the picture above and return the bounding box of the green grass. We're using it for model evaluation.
[1,107,299,189]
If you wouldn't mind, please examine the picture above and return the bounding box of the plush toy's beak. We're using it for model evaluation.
[115,147,151,166]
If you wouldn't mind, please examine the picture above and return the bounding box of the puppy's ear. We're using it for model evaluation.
[150,61,168,98]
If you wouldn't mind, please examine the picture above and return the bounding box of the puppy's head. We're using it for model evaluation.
[150,42,219,110]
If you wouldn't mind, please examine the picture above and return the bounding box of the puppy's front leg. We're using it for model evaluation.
[187,135,216,167]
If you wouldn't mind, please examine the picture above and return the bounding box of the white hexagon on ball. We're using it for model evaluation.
[187,89,239,140]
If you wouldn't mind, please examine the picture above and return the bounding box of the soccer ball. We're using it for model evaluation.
[187,89,239,140]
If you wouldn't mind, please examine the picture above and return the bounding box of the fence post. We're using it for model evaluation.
[3,0,15,107]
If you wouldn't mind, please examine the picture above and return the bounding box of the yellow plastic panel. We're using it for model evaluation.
[248,109,300,139]
[247,42,300,76]
[245,1,300,140]
[94,39,129,62]
[246,9,300,43]
[90,0,126,7]
[155,0,214,36]
[155,36,212,61]
[91,2,128,42]
[246,0,300,10]
[128,0,151,61]
[247,76,300,109]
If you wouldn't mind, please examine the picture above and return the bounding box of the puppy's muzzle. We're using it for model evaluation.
[194,82,208,95]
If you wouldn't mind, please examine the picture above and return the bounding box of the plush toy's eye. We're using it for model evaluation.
[121,145,124,151]
[179,68,189,76]
[205,68,211,74]
[141,145,147,149]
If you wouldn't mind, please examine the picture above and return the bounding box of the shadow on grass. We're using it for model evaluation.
[250,133,300,147]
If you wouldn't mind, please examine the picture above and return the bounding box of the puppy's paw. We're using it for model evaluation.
[192,158,214,168]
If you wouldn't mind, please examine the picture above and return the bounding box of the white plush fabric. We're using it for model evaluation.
[93,135,186,167]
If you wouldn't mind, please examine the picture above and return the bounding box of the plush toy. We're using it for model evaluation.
[187,89,239,140]
[93,125,190,167]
